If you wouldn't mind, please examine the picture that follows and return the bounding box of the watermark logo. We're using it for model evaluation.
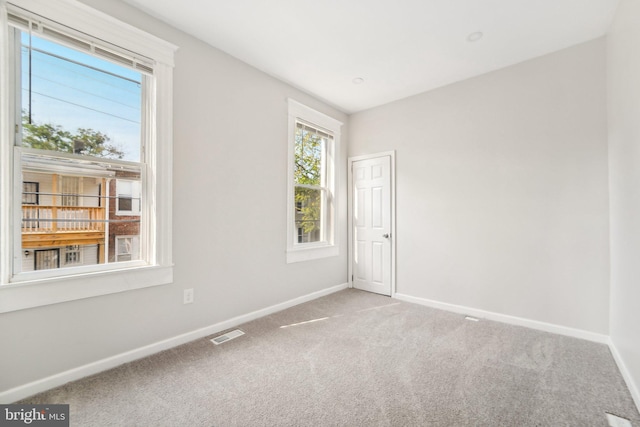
[0,405,69,426]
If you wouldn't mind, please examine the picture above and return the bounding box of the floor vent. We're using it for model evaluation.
[211,329,245,345]
[606,413,632,427]
[465,316,480,322]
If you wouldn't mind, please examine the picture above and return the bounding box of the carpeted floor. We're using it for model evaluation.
[21,289,640,426]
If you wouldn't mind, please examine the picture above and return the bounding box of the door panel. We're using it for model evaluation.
[352,155,391,296]
[372,187,383,228]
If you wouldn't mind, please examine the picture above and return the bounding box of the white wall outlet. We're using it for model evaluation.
[183,288,194,304]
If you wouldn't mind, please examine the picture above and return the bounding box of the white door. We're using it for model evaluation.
[352,155,392,296]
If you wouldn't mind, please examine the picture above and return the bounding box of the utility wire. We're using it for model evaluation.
[26,45,141,84]
[27,72,141,110]
[22,47,142,96]
[26,89,140,124]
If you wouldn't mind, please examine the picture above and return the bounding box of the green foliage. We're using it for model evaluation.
[294,127,323,236]
[22,114,125,159]
[294,128,321,186]
[295,187,321,234]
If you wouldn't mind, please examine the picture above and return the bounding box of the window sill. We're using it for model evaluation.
[286,244,339,263]
[0,264,173,313]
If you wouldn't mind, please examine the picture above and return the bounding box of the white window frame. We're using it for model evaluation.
[0,0,177,313]
[286,99,342,263]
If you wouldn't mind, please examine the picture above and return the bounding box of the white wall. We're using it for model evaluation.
[0,0,348,394]
[349,39,610,334]
[607,0,640,405]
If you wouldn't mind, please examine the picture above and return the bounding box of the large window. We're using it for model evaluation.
[0,0,176,313]
[287,100,342,263]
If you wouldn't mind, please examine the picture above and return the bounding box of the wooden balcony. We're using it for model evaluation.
[22,205,106,248]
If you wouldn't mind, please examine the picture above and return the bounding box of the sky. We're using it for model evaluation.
[21,31,142,162]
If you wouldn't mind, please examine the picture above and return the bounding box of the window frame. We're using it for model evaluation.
[0,0,176,313]
[286,99,342,263]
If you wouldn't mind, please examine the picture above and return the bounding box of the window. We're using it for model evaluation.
[287,100,342,263]
[116,179,141,215]
[119,196,132,212]
[116,236,139,262]
[22,181,38,204]
[0,0,176,313]
[64,245,81,265]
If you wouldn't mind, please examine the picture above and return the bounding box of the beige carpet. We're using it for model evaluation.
[21,289,640,426]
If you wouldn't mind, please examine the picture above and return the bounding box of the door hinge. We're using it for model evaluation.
[351,274,354,282]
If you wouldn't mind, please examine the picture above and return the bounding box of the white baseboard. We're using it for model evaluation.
[394,293,610,344]
[0,282,348,404]
[608,338,640,413]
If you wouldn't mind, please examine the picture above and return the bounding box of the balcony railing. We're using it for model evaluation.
[22,206,105,233]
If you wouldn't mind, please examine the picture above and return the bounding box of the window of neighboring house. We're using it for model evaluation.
[64,245,81,265]
[116,236,139,262]
[297,226,315,244]
[0,0,176,313]
[22,181,38,204]
[34,248,59,270]
[286,99,342,263]
[116,179,141,215]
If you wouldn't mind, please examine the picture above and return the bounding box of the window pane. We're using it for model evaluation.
[22,182,38,204]
[118,196,132,211]
[294,186,323,243]
[64,245,82,265]
[294,124,324,186]
[17,29,145,275]
[115,179,141,214]
[115,236,139,263]
[20,158,142,272]
[21,32,142,162]
[117,237,131,255]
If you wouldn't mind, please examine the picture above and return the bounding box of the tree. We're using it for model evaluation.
[22,114,125,159]
[294,127,323,237]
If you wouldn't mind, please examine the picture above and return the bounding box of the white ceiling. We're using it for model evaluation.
[122,0,619,114]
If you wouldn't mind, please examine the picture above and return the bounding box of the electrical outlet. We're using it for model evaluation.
[183,288,194,304]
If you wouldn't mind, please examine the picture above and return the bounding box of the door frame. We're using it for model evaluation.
[348,151,396,297]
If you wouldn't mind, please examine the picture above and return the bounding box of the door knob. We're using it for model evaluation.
[382,233,390,238]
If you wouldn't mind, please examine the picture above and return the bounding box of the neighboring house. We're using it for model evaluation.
[107,170,141,263]
[21,170,107,272]
[21,167,141,271]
